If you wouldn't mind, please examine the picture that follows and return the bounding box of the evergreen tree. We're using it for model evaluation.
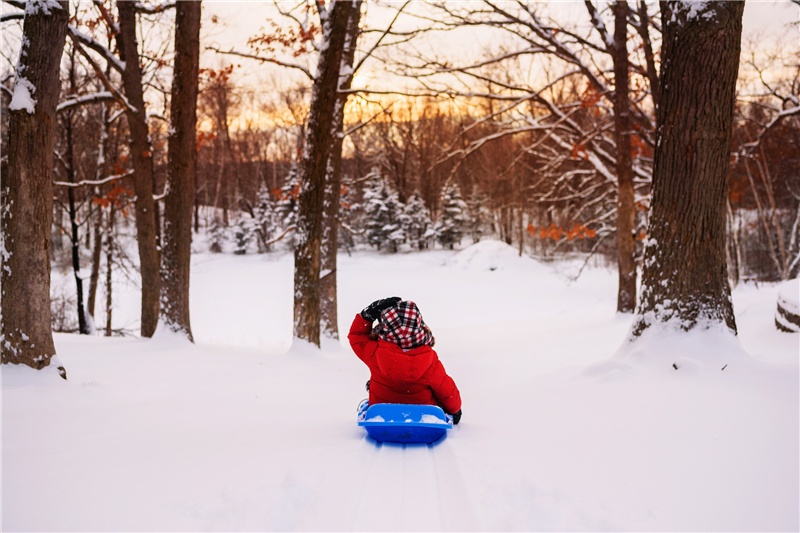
[275,167,300,248]
[276,166,300,230]
[232,216,253,255]
[338,181,360,251]
[384,188,407,253]
[403,193,433,250]
[252,185,277,252]
[436,181,468,250]
[363,173,406,252]
[465,185,490,244]
[208,219,227,253]
[363,173,389,250]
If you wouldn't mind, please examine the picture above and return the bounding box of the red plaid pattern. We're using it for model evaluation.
[378,301,433,350]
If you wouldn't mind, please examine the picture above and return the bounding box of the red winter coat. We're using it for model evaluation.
[348,313,462,415]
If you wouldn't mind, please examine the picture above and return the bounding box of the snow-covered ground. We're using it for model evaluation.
[3,240,798,531]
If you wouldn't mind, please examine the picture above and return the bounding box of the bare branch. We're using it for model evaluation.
[205,45,314,80]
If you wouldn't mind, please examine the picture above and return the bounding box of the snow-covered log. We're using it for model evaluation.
[775,278,799,333]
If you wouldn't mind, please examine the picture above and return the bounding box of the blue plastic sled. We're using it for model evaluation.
[357,401,453,444]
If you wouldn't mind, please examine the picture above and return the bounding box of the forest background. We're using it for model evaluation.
[0,0,798,347]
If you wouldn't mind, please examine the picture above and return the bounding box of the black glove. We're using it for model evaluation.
[360,297,401,322]
[452,409,462,425]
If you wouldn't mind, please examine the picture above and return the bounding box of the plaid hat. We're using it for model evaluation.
[378,300,434,350]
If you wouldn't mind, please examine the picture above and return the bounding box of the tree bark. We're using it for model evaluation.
[613,1,636,313]
[117,0,160,337]
[631,1,744,337]
[1,0,69,375]
[321,0,363,341]
[159,0,201,341]
[294,0,356,347]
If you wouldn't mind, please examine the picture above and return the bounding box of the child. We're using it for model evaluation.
[348,297,462,424]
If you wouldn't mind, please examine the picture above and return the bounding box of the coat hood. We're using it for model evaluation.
[377,300,433,350]
[375,341,435,382]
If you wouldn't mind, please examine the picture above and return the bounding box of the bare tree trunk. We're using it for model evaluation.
[755,150,788,279]
[294,0,356,347]
[105,204,115,337]
[64,47,90,334]
[726,199,742,287]
[1,0,69,376]
[613,1,636,313]
[321,0,363,341]
[159,0,201,340]
[88,45,115,322]
[117,0,160,337]
[631,1,744,337]
[743,158,783,280]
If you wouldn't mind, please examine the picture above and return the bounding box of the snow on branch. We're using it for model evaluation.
[72,41,136,114]
[67,24,125,74]
[53,169,134,188]
[133,1,176,14]
[56,91,116,113]
[739,104,800,155]
[584,0,614,51]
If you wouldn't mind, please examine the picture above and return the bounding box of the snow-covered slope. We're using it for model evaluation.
[3,244,798,531]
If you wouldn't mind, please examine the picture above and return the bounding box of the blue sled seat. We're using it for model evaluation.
[358,402,453,444]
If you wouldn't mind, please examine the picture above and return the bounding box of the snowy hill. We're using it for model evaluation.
[3,244,798,531]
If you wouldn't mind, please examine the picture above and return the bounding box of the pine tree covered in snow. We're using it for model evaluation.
[362,173,406,252]
[435,181,468,250]
[465,185,490,244]
[275,167,300,248]
[275,167,300,231]
[232,216,253,255]
[403,193,433,250]
[208,219,228,253]
[338,182,360,251]
[384,189,407,253]
[252,185,277,252]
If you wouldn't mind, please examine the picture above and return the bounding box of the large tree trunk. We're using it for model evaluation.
[159,1,201,341]
[1,0,69,376]
[117,1,160,338]
[613,1,636,314]
[631,1,744,337]
[294,0,356,347]
[321,0,363,341]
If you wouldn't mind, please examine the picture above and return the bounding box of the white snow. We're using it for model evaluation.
[420,414,448,424]
[8,77,36,113]
[2,240,798,531]
[24,0,63,16]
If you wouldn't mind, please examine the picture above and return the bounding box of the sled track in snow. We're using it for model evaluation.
[283,432,477,531]
[349,437,478,531]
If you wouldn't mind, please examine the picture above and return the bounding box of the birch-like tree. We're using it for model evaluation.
[1,0,69,376]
